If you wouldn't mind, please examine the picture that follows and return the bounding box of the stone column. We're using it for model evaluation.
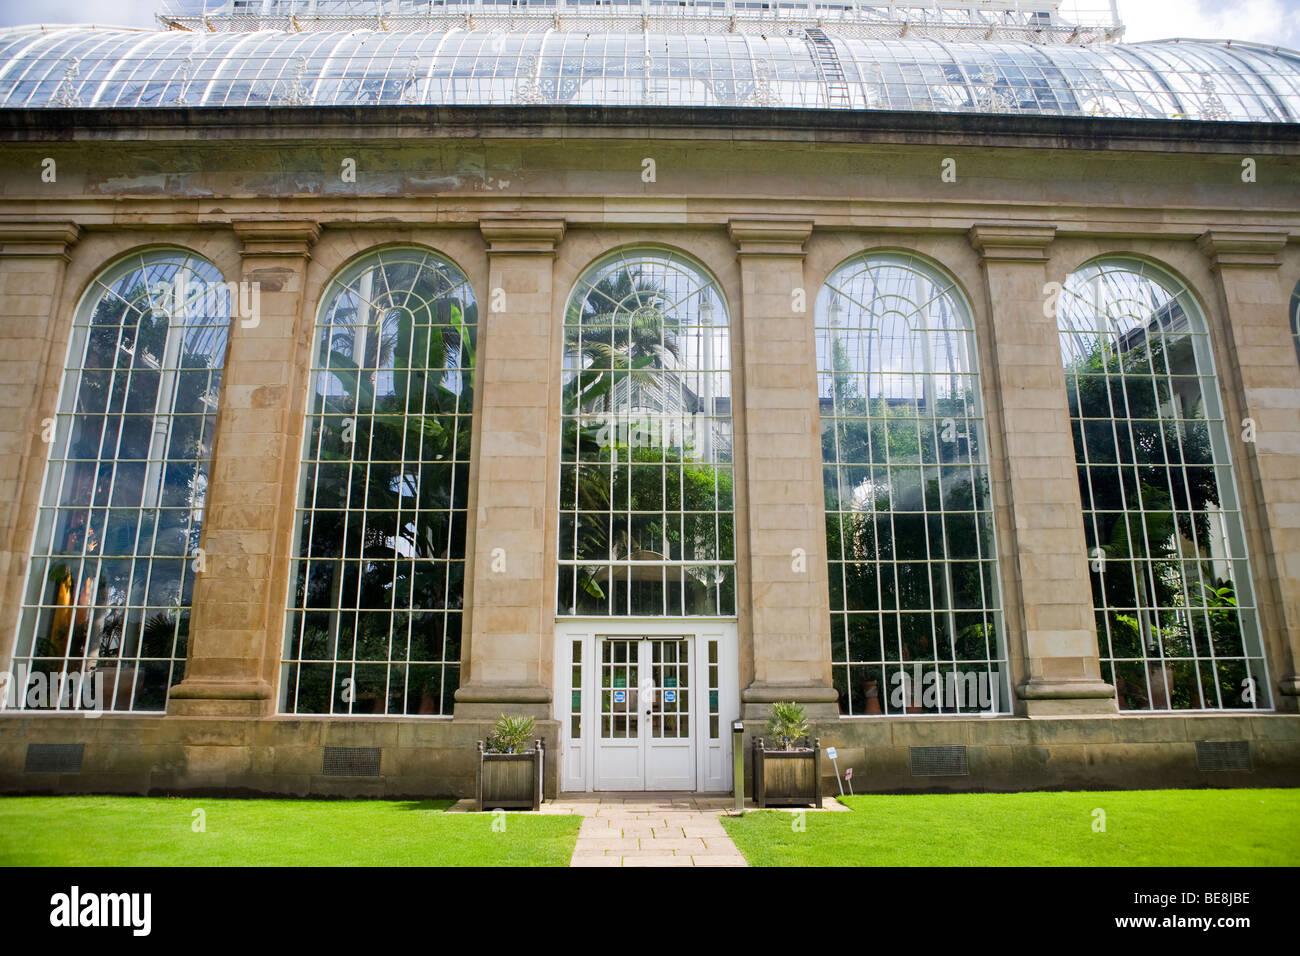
[729,219,839,718]
[0,223,81,662]
[453,218,565,719]
[168,221,320,717]
[969,224,1116,715]
[1197,230,1300,704]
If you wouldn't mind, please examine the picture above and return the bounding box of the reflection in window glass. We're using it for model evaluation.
[12,249,231,712]
[281,248,476,716]
[1058,258,1269,711]
[818,253,1008,716]
[558,249,736,617]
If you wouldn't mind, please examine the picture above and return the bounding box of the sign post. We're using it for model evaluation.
[826,746,844,797]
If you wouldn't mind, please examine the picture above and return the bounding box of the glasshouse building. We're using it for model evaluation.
[0,0,1297,797]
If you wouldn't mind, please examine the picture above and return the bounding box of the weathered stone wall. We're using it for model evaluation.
[806,714,1300,793]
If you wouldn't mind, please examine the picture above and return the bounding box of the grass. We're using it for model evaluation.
[0,796,582,866]
[721,788,1300,867]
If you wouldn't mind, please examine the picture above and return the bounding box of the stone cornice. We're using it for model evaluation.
[968,223,1057,262]
[232,220,320,258]
[0,221,81,259]
[479,217,566,255]
[4,106,1298,156]
[727,218,814,257]
[1197,229,1289,270]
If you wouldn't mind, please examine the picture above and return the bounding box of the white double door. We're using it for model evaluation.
[594,636,695,790]
[556,622,737,793]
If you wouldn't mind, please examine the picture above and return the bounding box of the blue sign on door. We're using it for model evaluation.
[664,690,677,704]
[613,689,626,704]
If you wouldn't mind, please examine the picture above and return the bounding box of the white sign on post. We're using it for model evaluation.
[826,747,838,760]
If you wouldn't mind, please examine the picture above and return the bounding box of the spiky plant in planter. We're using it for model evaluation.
[753,701,822,808]
[486,714,536,754]
[477,714,543,810]
[767,701,810,751]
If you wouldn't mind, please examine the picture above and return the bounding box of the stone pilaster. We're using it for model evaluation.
[1197,230,1300,704]
[969,224,1116,715]
[453,218,565,719]
[168,220,320,717]
[729,219,839,718]
[0,222,81,663]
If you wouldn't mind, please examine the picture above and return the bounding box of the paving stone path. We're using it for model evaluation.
[545,793,748,867]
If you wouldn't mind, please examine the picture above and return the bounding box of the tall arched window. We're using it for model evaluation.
[12,249,231,712]
[1058,258,1268,711]
[558,249,735,617]
[818,252,1007,716]
[281,248,476,716]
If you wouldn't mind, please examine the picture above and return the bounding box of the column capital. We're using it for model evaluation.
[0,221,81,260]
[727,218,814,257]
[1197,229,1288,270]
[231,220,320,258]
[968,223,1057,262]
[479,217,566,255]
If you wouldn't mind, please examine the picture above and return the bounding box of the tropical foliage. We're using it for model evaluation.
[558,255,735,616]
[486,714,537,754]
[766,701,810,750]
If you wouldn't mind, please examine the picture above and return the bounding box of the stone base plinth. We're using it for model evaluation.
[0,713,1294,798]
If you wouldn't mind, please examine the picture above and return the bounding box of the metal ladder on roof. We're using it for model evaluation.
[805,27,851,109]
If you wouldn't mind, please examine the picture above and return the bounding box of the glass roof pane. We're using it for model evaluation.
[0,25,1296,122]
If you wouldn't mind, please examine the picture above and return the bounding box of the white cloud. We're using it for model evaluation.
[1118,0,1300,49]
[0,0,156,28]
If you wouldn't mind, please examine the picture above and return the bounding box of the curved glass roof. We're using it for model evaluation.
[0,25,1296,122]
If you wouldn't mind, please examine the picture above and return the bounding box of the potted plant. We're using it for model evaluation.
[751,702,822,808]
[476,714,544,811]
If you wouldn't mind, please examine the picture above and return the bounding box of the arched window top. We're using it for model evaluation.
[565,247,729,381]
[281,247,477,717]
[818,251,974,333]
[318,246,476,327]
[558,247,736,618]
[816,252,981,412]
[13,248,232,713]
[78,248,231,370]
[1056,257,1209,371]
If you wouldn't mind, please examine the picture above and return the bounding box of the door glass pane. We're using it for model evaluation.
[570,638,582,739]
[600,639,638,738]
[650,638,689,739]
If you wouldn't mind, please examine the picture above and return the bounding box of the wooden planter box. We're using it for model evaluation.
[476,738,544,811]
[752,736,822,808]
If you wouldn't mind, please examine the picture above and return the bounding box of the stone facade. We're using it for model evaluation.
[0,106,1296,797]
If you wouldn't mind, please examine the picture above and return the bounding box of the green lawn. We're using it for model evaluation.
[722,788,1300,867]
[0,796,581,866]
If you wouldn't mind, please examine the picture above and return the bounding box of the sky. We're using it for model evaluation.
[0,0,1296,49]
